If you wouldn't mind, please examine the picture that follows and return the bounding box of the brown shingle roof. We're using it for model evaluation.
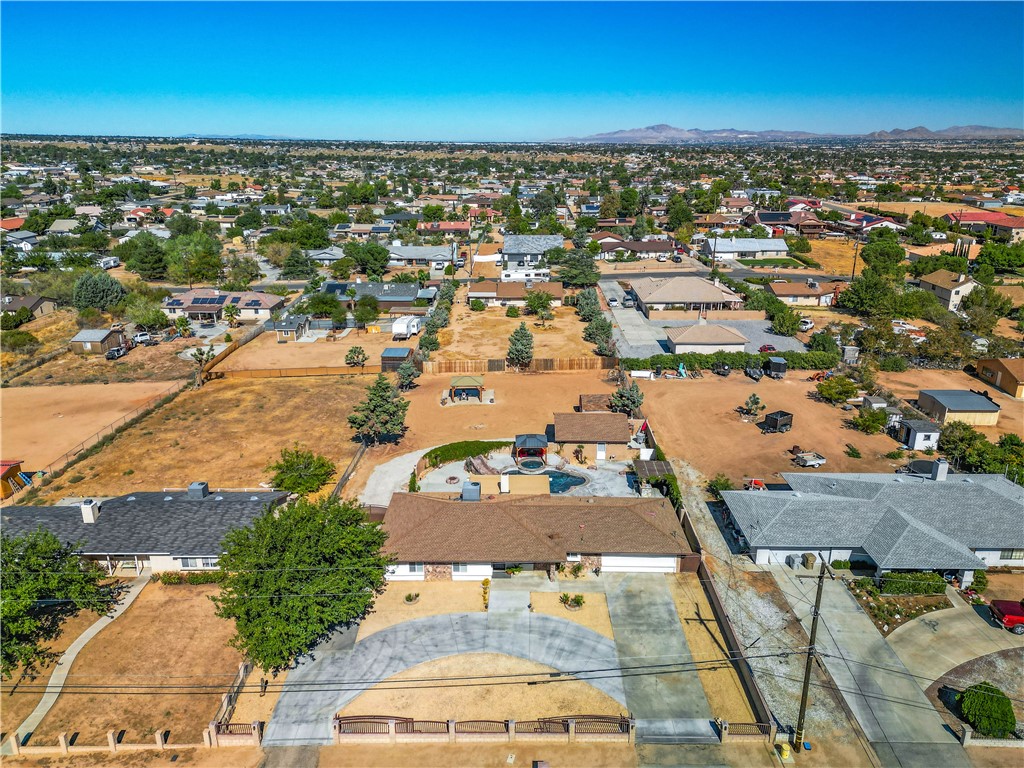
[382,494,688,563]
[553,412,630,443]
[579,394,613,412]
[919,269,974,291]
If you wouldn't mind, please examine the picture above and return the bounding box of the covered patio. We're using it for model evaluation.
[514,434,548,468]
[441,376,495,406]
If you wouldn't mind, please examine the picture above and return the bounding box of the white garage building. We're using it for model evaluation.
[382,493,695,580]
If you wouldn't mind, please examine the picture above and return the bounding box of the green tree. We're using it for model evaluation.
[574,287,600,322]
[166,233,223,288]
[211,496,389,672]
[265,444,336,495]
[1,529,113,678]
[345,346,368,367]
[222,303,241,327]
[583,316,613,344]
[557,252,600,288]
[348,373,411,445]
[743,393,767,416]
[852,407,888,435]
[422,204,445,222]
[808,330,840,355]
[343,241,389,277]
[525,290,554,326]
[124,294,169,331]
[610,382,644,416]
[280,249,318,280]
[73,271,127,311]
[957,682,1017,738]
[771,308,801,336]
[938,421,987,468]
[166,214,200,238]
[190,346,217,385]
[469,298,486,311]
[396,359,420,390]
[816,375,859,404]
[507,322,534,369]
[301,292,341,318]
[353,295,380,329]
[113,232,168,281]
[329,257,357,280]
[859,239,906,279]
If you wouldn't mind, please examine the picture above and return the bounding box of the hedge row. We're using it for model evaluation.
[620,350,840,372]
[153,570,226,585]
[424,440,513,468]
[880,571,946,595]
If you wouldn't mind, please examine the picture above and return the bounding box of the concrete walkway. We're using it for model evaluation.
[887,586,1024,685]
[263,612,627,747]
[10,569,151,747]
[773,566,969,767]
[604,574,715,744]
[358,447,432,506]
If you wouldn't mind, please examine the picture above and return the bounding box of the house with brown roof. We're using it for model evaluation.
[162,289,285,322]
[1,294,57,319]
[599,240,674,260]
[917,269,978,311]
[975,358,1024,399]
[767,279,849,307]
[551,412,633,462]
[629,276,743,315]
[382,494,693,581]
[666,324,748,354]
[578,393,613,412]
[466,280,564,308]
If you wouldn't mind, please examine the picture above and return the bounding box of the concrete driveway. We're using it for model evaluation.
[263,612,627,746]
[887,587,1024,683]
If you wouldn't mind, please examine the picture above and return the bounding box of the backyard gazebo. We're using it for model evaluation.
[514,434,548,463]
[449,376,485,402]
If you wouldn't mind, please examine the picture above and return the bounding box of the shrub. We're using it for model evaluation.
[418,333,440,352]
[505,305,520,318]
[506,564,523,575]
[424,440,512,468]
[0,306,33,330]
[879,571,945,595]
[559,592,571,605]
[830,559,852,569]
[570,594,585,608]
[845,444,862,459]
[878,355,908,372]
[266,444,336,495]
[708,473,734,499]
[185,570,226,585]
[469,299,486,311]
[408,471,419,492]
[570,562,584,578]
[817,375,859,404]
[67,474,85,484]
[404,592,420,603]
[852,407,888,435]
[0,329,41,354]
[957,682,1017,738]
[885,450,905,460]
[223,332,233,343]
[619,350,838,373]
[971,570,989,593]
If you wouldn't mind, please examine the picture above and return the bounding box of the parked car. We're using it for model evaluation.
[990,598,1024,635]
[607,297,619,308]
[132,332,152,344]
[671,255,683,263]
[656,255,668,262]
[622,297,635,308]
[798,318,815,332]
[105,346,128,360]
[712,362,731,377]
[759,344,777,353]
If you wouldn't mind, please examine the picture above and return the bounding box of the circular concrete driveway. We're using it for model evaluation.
[263,612,626,746]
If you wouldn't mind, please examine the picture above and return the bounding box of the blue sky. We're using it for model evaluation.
[2,2,1022,140]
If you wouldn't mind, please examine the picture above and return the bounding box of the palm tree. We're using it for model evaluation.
[223,304,240,328]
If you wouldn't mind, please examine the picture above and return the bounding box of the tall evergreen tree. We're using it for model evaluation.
[348,374,410,445]
[507,322,534,369]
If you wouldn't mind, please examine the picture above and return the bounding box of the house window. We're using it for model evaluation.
[1000,549,1024,561]
[452,563,468,573]
[566,553,582,562]
[180,557,199,569]
[181,557,218,569]
[408,563,424,573]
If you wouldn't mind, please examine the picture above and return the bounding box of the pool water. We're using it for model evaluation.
[519,459,545,470]
[509,469,586,494]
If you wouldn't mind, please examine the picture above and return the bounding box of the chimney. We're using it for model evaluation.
[713,277,720,287]
[187,481,210,500]
[930,459,949,482]
[957,273,966,283]
[81,499,100,523]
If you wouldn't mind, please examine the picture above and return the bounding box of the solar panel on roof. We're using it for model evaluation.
[231,296,240,303]
[215,296,227,305]
[244,300,260,307]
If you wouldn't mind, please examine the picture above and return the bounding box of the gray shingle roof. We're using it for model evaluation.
[71,329,117,343]
[721,472,1024,570]
[1,491,287,557]
[502,235,565,256]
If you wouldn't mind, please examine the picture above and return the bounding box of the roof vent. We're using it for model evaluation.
[188,481,209,500]
[250,495,259,501]
[792,492,801,497]
[214,495,224,501]
[127,496,136,501]
[164,496,173,501]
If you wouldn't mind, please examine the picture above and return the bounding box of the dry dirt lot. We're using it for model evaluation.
[0,381,183,471]
[530,592,613,639]
[318,742,640,768]
[638,376,899,485]
[0,609,101,739]
[983,572,1024,602]
[337,653,625,721]
[355,582,485,642]
[439,297,595,361]
[32,583,243,745]
[214,329,412,372]
[4,748,264,768]
[807,239,864,277]
[668,573,754,722]
[876,368,1024,442]
[13,339,198,386]
[34,377,369,502]
[346,370,618,496]
[853,201,981,219]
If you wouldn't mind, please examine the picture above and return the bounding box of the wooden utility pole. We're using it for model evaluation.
[795,560,832,752]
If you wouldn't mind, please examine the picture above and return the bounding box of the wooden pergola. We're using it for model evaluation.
[449,376,485,401]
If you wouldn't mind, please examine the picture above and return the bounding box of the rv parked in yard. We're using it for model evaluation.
[392,316,423,340]
[98,256,120,269]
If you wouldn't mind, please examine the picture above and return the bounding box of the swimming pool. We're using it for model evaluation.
[519,458,545,471]
[509,469,587,494]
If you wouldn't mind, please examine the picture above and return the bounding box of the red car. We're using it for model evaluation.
[759,344,777,353]
[990,598,1024,635]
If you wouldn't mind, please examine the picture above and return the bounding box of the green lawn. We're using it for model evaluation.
[736,258,805,268]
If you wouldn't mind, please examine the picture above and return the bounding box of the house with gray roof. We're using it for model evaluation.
[501,235,565,267]
[386,243,455,267]
[322,280,423,312]
[1,484,287,574]
[720,462,1024,586]
[700,237,789,261]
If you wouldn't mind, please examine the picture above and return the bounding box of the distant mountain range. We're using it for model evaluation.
[177,133,302,141]
[556,123,1024,144]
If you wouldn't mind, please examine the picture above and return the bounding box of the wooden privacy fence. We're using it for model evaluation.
[421,356,617,375]
[333,715,634,744]
[209,365,383,379]
[201,323,265,377]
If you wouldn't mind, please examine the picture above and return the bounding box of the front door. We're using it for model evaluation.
[596,442,607,461]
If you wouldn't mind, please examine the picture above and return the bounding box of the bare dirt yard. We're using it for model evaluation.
[215,329,411,372]
[337,653,625,721]
[854,201,980,219]
[439,296,595,361]
[13,338,198,386]
[346,370,619,496]
[33,377,370,502]
[1,381,183,471]
[355,581,485,642]
[318,742,640,768]
[4,748,264,768]
[984,571,1024,602]
[530,592,613,639]
[807,239,864,277]
[638,376,899,486]
[876,368,1024,442]
[0,609,101,739]
[31,583,244,745]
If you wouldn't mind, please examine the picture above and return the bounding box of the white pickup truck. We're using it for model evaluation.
[793,452,827,468]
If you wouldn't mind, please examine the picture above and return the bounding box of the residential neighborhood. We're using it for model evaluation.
[0,3,1022,768]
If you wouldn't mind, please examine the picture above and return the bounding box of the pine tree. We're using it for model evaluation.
[611,382,644,416]
[73,271,127,311]
[507,322,534,369]
[348,374,410,445]
[574,288,600,322]
[279,248,318,280]
[396,360,421,390]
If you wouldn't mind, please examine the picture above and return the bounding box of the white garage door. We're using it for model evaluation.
[600,555,677,573]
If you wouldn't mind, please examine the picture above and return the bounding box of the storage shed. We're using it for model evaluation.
[70,328,125,355]
[916,389,1001,426]
[900,420,940,451]
[381,347,414,372]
